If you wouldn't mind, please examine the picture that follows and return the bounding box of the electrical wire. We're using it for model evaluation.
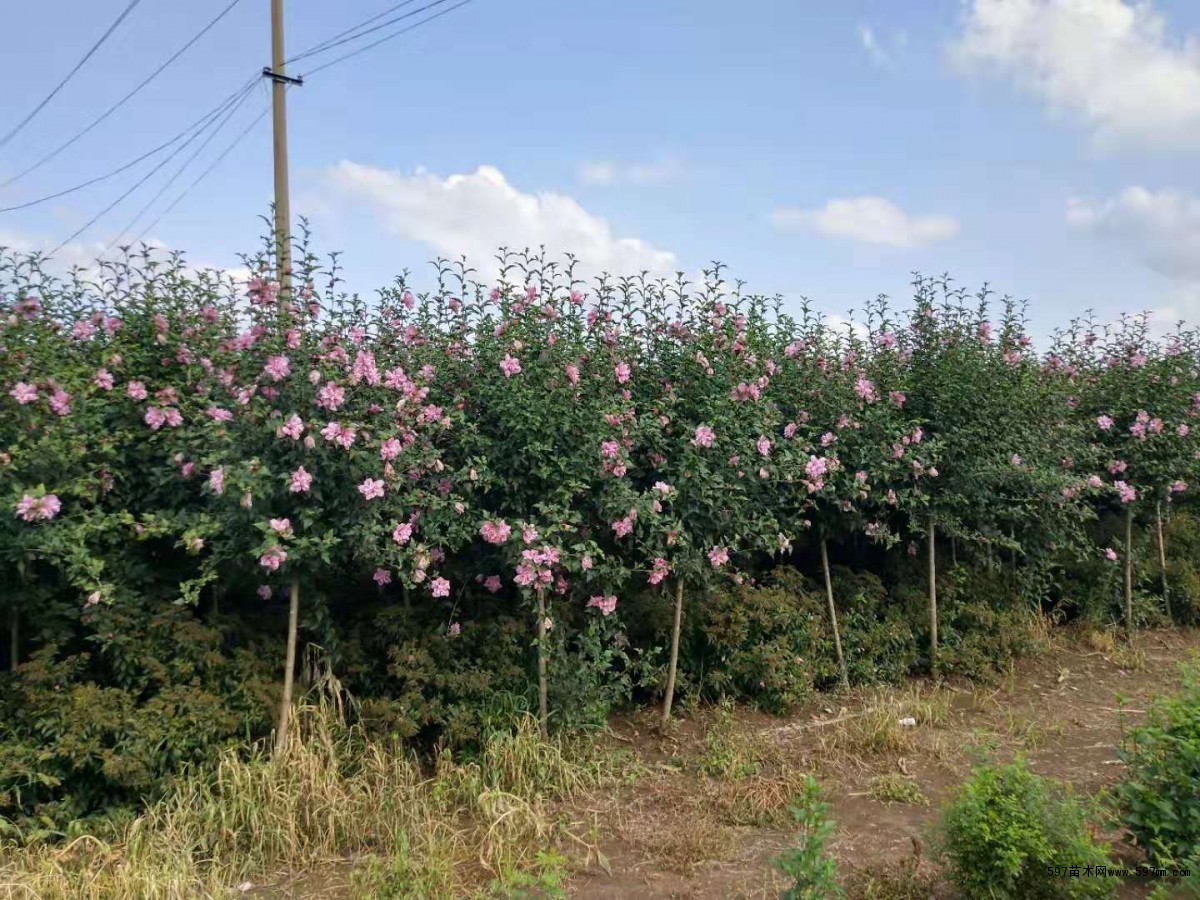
[3,0,247,188]
[0,75,258,213]
[49,80,259,255]
[135,102,270,243]
[106,82,259,250]
[288,0,459,66]
[302,0,477,78]
[0,0,144,151]
[286,0,422,64]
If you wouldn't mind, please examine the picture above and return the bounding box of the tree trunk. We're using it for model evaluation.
[8,603,16,673]
[1124,505,1134,642]
[1156,500,1172,621]
[928,516,938,671]
[820,538,848,688]
[661,579,685,727]
[536,589,549,736]
[951,536,957,568]
[275,579,300,755]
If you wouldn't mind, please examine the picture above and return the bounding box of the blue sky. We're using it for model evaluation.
[2,0,1200,337]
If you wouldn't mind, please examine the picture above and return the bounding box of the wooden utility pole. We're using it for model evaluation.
[266,0,301,755]
[266,0,298,298]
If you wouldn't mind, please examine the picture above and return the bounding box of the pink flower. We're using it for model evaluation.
[522,524,539,544]
[93,369,114,391]
[431,577,451,598]
[48,389,71,417]
[499,354,522,378]
[692,425,715,448]
[1114,481,1137,504]
[581,555,593,571]
[783,422,798,439]
[889,391,906,407]
[1178,424,1190,437]
[1104,548,1118,562]
[373,568,392,586]
[290,466,312,493]
[208,406,234,422]
[877,331,897,349]
[15,493,61,522]
[1170,480,1188,495]
[277,414,303,439]
[269,518,292,536]
[708,546,730,568]
[601,440,621,459]
[587,595,618,616]
[757,435,772,457]
[358,478,385,500]
[480,519,512,544]
[316,381,345,411]
[484,575,503,593]
[612,516,634,538]
[259,546,288,571]
[854,374,876,402]
[566,363,580,385]
[126,381,148,401]
[163,408,183,427]
[392,522,413,545]
[257,585,273,600]
[145,407,167,430]
[805,456,828,480]
[615,361,631,384]
[209,468,225,495]
[1108,460,1127,475]
[9,382,37,404]
[653,481,674,495]
[1011,454,1022,467]
[1087,475,1103,489]
[263,355,291,382]
[380,437,402,461]
[447,622,461,637]
[648,558,670,585]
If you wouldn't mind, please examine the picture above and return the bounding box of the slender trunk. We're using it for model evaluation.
[275,579,300,755]
[536,590,548,736]
[951,536,957,568]
[820,538,848,688]
[8,603,17,673]
[1124,506,1134,643]
[661,579,685,727]
[985,540,993,571]
[1009,525,1017,575]
[928,516,938,671]
[1156,500,1172,621]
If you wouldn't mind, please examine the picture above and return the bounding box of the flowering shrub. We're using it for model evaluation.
[2,238,1199,829]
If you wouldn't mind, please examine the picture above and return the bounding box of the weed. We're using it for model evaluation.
[866,773,929,806]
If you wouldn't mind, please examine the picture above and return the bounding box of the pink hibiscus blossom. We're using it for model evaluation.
[290,466,312,493]
[15,493,61,522]
[480,519,512,544]
[358,478,385,500]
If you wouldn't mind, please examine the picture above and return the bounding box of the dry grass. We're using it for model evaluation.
[0,701,627,899]
[817,684,954,763]
[865,773,929,807]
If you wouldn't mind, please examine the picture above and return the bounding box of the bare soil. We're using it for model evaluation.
[568,627,1199,899]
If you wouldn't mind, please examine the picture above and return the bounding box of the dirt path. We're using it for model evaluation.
[567,627,1200,899]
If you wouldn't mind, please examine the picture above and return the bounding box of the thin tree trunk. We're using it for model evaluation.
[275,579,300,754]
[928,516,938,671]
[661,579,685,727]
[951,536,957,568]
[1124,506,1134,643]
[536,589,549,736]
[1009,525,1017,575]
[820,538,848,689]
[8,603,16,673]
[1156,500,1172,620]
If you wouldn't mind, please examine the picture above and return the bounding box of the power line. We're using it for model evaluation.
[289,0,460,66]
[0,75,258,213]
[0,0,145,152]
[302,0,477,77]
[287,0,422,64]
[49,81,259,255]
[135,102,270,244]
[3,0,247,189]
[106,83,260,250]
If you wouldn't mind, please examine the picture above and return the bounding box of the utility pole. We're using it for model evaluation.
[264,0,302,755]
[265,0,300,298]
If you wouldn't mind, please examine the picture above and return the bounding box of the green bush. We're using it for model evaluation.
[692,570,826,712]
[772,774,844,900]
[939,758,1115,899]
[1114,661,1200,868]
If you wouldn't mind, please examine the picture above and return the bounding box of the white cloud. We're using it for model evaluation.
[578,158,686,187]
[1067,187,1200,281]
[772,197,959,248]
[951,0,1200,149]
[1068,187,1200,326]
[322,162,678,280]
[859,25,889,66]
